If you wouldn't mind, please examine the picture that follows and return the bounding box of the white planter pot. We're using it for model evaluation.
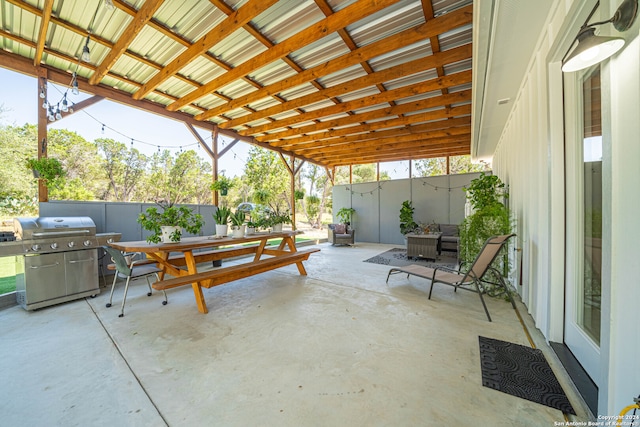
[272,223,283,232]
[246,227,256,235]
[231,225,245,238]
[215,223,228,237]
[161,226,182,243]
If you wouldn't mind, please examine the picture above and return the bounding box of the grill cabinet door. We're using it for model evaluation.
[65,248,98,295]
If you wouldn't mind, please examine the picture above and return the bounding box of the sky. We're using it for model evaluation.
[0,67,250,178]
[0,67,410,180]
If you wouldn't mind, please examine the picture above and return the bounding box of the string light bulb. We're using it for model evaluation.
[104,0,115,11]
[81,35,91,62]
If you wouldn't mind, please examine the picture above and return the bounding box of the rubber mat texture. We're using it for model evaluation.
[478,336,575,414]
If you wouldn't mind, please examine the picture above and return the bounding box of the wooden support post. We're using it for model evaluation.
[446,155,450,175]
[349,165,353,184]
[212,128,219,206]
[37,69,48,203]
[376,162,380,182]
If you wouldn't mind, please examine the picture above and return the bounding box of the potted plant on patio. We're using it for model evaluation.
[336,207,356,226]
[138,203,204,244]
[459,173,511,293]
[210,175,234,196]
[213,206,231,237]
[399,200,419,235]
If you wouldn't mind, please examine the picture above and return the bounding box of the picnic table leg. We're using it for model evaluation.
[282,236,308,275]
[252,239,268,262]
[185,251,208,314]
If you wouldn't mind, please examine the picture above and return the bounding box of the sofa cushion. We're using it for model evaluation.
[333,224,346,234]
[439,224,458,237]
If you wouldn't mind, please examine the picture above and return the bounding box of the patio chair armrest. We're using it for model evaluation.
[433,265,462,274]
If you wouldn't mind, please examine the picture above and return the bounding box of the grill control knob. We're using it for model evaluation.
[83,240,92,247]
[50,243,58,249]
[67,241,75,248]
[31,244,40,252]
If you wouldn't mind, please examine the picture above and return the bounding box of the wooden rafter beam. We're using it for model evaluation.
[295,127,471,157]
[275,116,472,151]
[167,0,401,112]
[133,0,278,100]
[33,0,54,66]
[225,69,472,132]
[236,46,472,135]
[244,89,472,139]
[195,4,473,122]
[89,0,166,85]
[327,147,471,167]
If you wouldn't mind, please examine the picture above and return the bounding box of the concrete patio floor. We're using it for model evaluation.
[0,242,591,426]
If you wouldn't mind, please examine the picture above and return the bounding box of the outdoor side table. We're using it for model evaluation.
[406,233,443,260]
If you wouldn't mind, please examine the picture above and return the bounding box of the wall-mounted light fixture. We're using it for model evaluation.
[562,0,638,72]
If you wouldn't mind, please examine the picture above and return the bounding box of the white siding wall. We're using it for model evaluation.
[489,0,640,415]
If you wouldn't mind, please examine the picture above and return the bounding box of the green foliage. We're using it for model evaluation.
[336,207,355,225]
[399,200,418,234]
[213,206,231,225]
[414,155,489,177]
[463,172,508,211]
[210,175,234,193]
[0,195,37,216]
[244,147,290,214]
[137,204,204,244]
[294,189,305,200]
[305,195,320,225]
[26,157,66,183]
[459,173,512,294]
[96,138,147,202]
[230,210,246,227]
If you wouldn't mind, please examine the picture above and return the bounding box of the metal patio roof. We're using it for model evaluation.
[0,0,473,169]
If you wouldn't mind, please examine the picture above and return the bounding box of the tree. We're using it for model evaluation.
[47,129,103,200]
[243,147,290,213]
[146,149,211,205]
[95,138,147,202]
[0,124,38,215]
[414,155,488,177]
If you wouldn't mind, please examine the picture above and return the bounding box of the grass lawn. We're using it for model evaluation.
[0,256,16,294]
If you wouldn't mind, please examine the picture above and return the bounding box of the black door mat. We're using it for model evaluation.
[479,336,576,414]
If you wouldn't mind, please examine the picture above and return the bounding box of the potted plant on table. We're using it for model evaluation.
[138,203,204,244]
[210,175,234,196]
[213,206,231,237]
[229,210,246,238]
[268,208,291,233]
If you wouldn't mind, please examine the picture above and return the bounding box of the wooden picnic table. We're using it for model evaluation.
[109,231,319,314]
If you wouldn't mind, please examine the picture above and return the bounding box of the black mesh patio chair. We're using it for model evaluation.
[102,246,167,317]
[386,234,516,321]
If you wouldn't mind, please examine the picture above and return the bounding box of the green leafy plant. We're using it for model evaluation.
[210,175,234,195]
[336,207,355,225]
[26,157,65,184]
[137,204,204,244]
[294,189,305,200]
[213,206,231,225]
[399,200,418,235]
[230,210,246,227]
[459,173,512,295]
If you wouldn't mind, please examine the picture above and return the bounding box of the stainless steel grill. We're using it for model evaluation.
[8,217,121,310]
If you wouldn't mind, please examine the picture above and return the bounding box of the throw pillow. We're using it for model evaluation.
[334,224,346,234]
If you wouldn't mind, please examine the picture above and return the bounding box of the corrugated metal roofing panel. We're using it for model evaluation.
[369,39,433,72]
[278,82,320,102]
[288,32,349,70]
[255,0,323,44]
[249,59,298,87]
[129,26,185,66]
[384,69,440,89]
[316,63,368,88]
[154,1,223,42]
[346,0,425,47]
[213,27,267,68]
[335,86,381,103]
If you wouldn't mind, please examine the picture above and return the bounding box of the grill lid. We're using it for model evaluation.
[14,217,97,240]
